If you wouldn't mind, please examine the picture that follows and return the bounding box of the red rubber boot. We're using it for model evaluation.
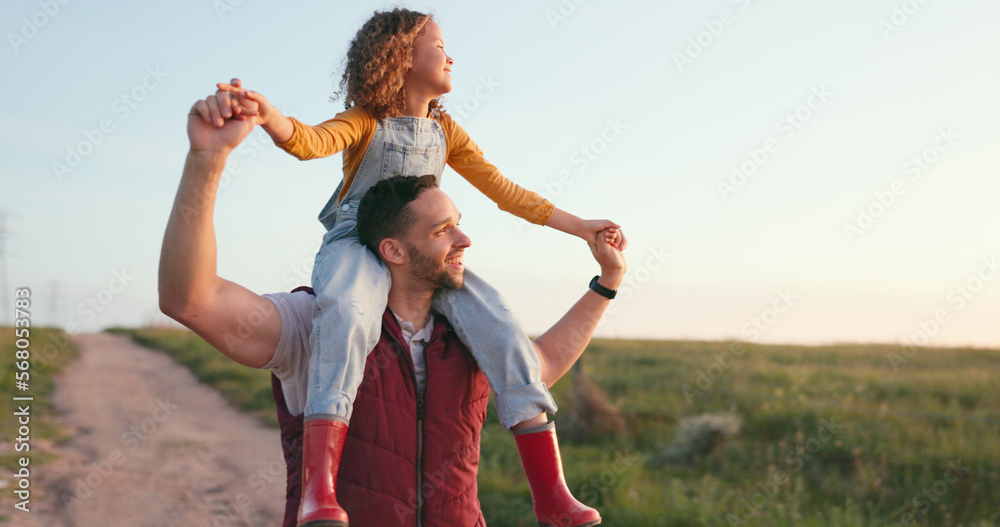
[514,421,601,527]
[297,419,350,527]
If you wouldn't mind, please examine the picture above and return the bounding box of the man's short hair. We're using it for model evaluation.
[357,175,439,254]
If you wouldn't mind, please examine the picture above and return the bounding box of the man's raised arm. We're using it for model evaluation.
[532,234,627,387]
[158,92,281,368]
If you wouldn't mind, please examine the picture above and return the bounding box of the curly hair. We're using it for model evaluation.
[333,8,446,120]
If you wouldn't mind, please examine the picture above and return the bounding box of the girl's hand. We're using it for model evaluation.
[545,209,627,251]
[580,219,628,251]
[216,78,280,128]
[607,227,627,251]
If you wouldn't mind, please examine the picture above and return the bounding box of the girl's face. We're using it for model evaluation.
[405,20,453,97]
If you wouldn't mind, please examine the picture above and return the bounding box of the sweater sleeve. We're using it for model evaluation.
[441,114,554,226]
[275,106,373,161]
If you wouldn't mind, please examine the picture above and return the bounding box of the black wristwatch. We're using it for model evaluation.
[589,275,617,299]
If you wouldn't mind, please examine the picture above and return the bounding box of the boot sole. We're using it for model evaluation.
[299,521,348,527]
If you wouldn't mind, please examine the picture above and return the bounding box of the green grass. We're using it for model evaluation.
[0,327,77,465]
[0,325,77,524]
[113,328,1000,526]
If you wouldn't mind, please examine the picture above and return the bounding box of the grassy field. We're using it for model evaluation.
[0,327,77,465]
[113,328,1000,526]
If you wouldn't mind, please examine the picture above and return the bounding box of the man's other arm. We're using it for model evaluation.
[158,92,282,368]
[532,233,626,387]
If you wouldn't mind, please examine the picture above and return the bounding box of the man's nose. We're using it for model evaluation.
[454,227,471,248]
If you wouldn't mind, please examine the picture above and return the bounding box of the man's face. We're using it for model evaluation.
[401,188,471,290]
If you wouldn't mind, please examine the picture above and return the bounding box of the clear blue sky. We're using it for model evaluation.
[3,0,999,348]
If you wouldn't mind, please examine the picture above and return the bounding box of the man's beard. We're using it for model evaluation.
[407,243,463,290]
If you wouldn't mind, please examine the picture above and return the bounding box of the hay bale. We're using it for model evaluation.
[649,412,742,466]
[561,361,626,441]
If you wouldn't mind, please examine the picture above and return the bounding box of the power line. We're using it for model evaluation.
[50,280,62,327]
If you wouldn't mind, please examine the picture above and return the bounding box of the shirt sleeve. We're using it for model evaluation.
[260,291,314,416]
[440,113,555,225]
[275,106,374,161]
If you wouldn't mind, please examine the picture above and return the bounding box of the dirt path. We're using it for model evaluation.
[6,333,286,527]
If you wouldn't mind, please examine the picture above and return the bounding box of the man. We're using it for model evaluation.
[160,92,625,526]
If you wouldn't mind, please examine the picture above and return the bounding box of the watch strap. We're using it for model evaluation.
[589,275,617,299]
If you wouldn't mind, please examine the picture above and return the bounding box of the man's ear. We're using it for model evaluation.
[379,238,406,265]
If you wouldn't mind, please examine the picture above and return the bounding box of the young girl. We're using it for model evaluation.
[216,8,623,527]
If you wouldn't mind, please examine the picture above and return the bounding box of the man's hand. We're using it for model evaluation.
[215,78,294,143]
[589,228,626,290]
[188,87,257,154]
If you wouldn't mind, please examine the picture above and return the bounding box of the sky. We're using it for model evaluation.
[2,0,999,349]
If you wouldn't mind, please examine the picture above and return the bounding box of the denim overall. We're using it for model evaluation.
[306,115,557,429]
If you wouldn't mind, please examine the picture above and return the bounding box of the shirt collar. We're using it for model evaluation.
[393,313,435,343]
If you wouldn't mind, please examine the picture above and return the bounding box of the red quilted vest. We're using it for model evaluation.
[273,306,490,527]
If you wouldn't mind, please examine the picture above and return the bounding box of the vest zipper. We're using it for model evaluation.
[416,389,425,527]
[395,319,441,527]
[415,330,442,526]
